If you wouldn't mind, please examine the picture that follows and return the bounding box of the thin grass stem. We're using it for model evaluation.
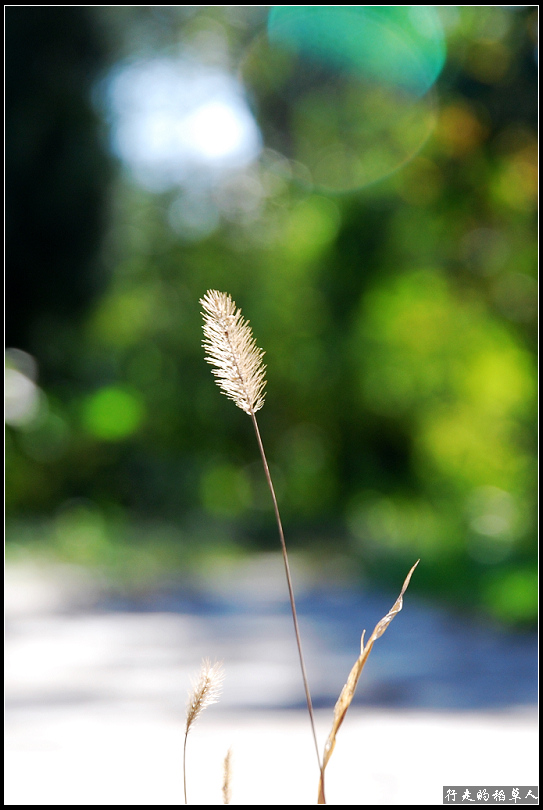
[183,730,189,805]
[250,410,325,803]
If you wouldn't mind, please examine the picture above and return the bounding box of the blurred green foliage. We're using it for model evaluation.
[5,7,537,626]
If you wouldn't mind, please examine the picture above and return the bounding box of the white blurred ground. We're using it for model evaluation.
[4,558,538,805]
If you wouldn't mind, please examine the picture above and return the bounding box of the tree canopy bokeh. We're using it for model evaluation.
[6,6,538,626]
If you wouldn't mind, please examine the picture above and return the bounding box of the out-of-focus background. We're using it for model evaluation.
[5,6,538,806]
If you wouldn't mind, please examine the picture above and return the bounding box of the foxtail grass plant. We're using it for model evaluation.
[201,290,325,799]
[201,290,419,804]
[183,658,224,805]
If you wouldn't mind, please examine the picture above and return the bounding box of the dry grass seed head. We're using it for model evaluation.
[201,290,266,415]
[222,747,233,805]
[185,658,225,736]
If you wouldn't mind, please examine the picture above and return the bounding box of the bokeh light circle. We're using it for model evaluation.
[241,6,446,193]
[82,385,145,441]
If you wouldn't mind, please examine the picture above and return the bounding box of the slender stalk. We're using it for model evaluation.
[183,731,189,804]
[250,410,325,803]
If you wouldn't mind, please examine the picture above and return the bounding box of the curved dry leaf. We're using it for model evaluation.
[317,560,419,804]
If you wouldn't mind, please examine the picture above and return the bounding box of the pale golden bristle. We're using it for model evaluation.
[201,290,266,415]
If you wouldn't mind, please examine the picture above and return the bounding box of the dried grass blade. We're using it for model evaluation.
[317,560,419,804]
